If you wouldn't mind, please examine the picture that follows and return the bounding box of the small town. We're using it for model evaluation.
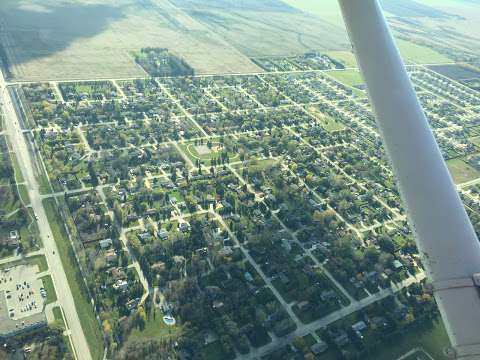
[1,44,479,360]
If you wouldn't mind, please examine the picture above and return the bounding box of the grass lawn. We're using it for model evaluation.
[326,51,357,68]
[470,136,480,147]
[325,70,366,98]
[232,158,279,172]
[326,69,364,87]
[37,166,52,195]
[17,184,30,205]
[0,184,21,214]
[43,198,103,360]
[52,306,65,327]
[180,141,238,166]
[447,158,480,184]
[9,152,24,183]
[129,309,182,341]
[396,39,451,64]
[302,333,317,347]
[202,341,232,360]
[307,105,346,132]
[368,320,450,360]
[31,255,48,272]
[40,275,57,304]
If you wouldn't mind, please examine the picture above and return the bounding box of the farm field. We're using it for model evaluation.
[428,64,480,80]
[326,51,358,68]
[174,0,349,57]
[282,0,345,27]
[284,0,458,65]
[0,0,261,81]
[0,0,467,82]
[396,39,452,65]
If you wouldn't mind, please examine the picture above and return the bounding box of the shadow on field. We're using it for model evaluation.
[0,2,127,72]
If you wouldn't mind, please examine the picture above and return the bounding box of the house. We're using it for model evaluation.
[320,290,337,302]
[126,214,138,222]
[333,331,350,347]
[297,301,310,311]
[9,230,19,241]
[219,246,233,256]
[212,301,224,309]
[110,267,126,280]
[281,239,292,253]
[2,230,20,248]
[144,209,158,218]
[311,340,328,355]
[352,320,367,338]
[393,260,403,270]
[279,273,289,285]
[370,316,388,328]
[152,262,166,271]
[158,228,169,240]
[244,272,254,283]
[138,232,152,241]
[126,298,140,311]
[113,279,128,291]
[99,238,113,249]
[352,320,367,332]
[179,222,190,233]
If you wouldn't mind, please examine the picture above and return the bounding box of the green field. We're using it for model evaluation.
[284,1,452,65]
[180,142,239,166]
[326,69,364,87]
[307,105,346,132]
[470,136,480,147]
[43,198,103,360]
[10,151,24,183]
[396,39,451,64]
[326,51,357,68]
[17,184,30,205]
[129,309,182,341]
[52,306,65,327]
[447,158,480,184]
[326,70,366,98]
[369,320,450,360]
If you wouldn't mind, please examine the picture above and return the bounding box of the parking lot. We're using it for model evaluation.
[0,264,44,320]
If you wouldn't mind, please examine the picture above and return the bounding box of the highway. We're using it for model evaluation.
[0,69,92,360]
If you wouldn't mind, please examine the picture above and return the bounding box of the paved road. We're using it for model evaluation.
[0,70,91,360]
[0,249,45,266]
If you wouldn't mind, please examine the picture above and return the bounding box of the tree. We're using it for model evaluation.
[292,336,307,352]
[88,161,99,186]
[136,306,147,330]
[378,235,395,253]
[364,246,380,266]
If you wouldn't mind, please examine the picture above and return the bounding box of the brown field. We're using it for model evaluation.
[172,0,350,57]
[0,0,263,81]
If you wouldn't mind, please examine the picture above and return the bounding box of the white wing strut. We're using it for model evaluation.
[338,1,480,358]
